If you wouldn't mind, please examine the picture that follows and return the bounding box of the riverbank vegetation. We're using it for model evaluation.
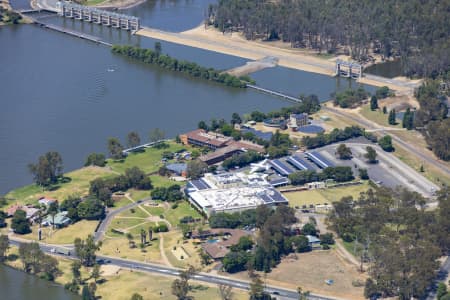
[414,80,450,161]
[0,7,22,25]
[209,0,450,78]
[111,44,254,88]
[329,186,450,299]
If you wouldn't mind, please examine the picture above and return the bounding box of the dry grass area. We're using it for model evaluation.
[163,231,202,269]
[15,220,99,245]
[231,250,366,300]
[284,182,370,207]
[95,269,249,300]
[267,250,366,299]
[100,236,163,263]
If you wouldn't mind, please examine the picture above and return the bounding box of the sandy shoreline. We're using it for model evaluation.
[137,25,420,92]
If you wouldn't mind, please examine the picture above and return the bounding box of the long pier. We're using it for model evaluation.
[246,84,301,103]
[33,19,112,47]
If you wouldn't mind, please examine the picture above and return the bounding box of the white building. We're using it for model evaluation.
[186,172,288,216]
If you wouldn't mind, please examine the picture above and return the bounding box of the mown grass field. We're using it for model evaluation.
[359,104,402,128]
[106,142,190,175]
[284,182,370,207]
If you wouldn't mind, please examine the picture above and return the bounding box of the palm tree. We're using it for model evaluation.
[47,202,59,230]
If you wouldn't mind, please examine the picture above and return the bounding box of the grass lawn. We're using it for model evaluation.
[128,189,149,202]
[117,206,150,219]
[164,202,203,228]
[360,104,401,128]
[106,141,190,175]
[100,235,162,263]
[109,216,149,233]
[112,196,133,209]
[3,166,115,208]
[142,205,165,217]
[284,182,370,207]
[15,220,99,244]
[150,175,179,188]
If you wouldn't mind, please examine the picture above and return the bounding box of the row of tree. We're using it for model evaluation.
[301,126,376,149]
[112,44,252,88]
[288,166,354,185]
[414,80,450,161]
[209,0,450,77]
[328,187,450,299]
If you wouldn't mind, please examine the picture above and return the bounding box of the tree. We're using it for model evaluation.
[302,223,317,236]
[77,198,105,220]
[140,228,147,245]
[0,234,9,261]
[74,235,102,267]
[0,210,6,228]
[71,259,82,284]
[336,144,352,159]
[370,96,378,110]
[297,286,310,300]
[81,283,97,300]
[218,284,233,300]
[319,233,335,245]
[388,109,396,125]
[48,201,59,230]
[149,128,165,143]
[85,153,106,167]
[131,293,144,300]
[402,107,414,130]
[171,265,196,300]
[148,226,153,242]
[40,254,60,281]
[231,112,242,125]
[127,131,141,148]
[11,209,31,234]
[154,41,162,57]
[364,146,377,164]
[382,106,387,114]
[28,151,64,188]
[91,263,101,283]
[437,283,448,300]
[378,135,394,152]
[358,168,369,180]
[107,137,124,160]
[291,235,311,253]
[198,121,208,130]
[186,159,208,179]
[249,273,267,300]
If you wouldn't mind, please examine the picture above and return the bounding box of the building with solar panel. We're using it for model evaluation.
[185,172,289,216]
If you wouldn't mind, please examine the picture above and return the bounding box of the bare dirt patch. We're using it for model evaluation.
[268,250,366,299]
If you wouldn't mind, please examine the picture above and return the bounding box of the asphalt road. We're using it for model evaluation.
[323,106,450,178]
[8,237,338,300]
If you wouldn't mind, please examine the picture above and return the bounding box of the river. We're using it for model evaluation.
[0,264,80,299]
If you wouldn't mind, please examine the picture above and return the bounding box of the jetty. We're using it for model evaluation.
[246,84,301,103]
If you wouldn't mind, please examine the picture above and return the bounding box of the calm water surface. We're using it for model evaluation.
[0,265,80,300]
